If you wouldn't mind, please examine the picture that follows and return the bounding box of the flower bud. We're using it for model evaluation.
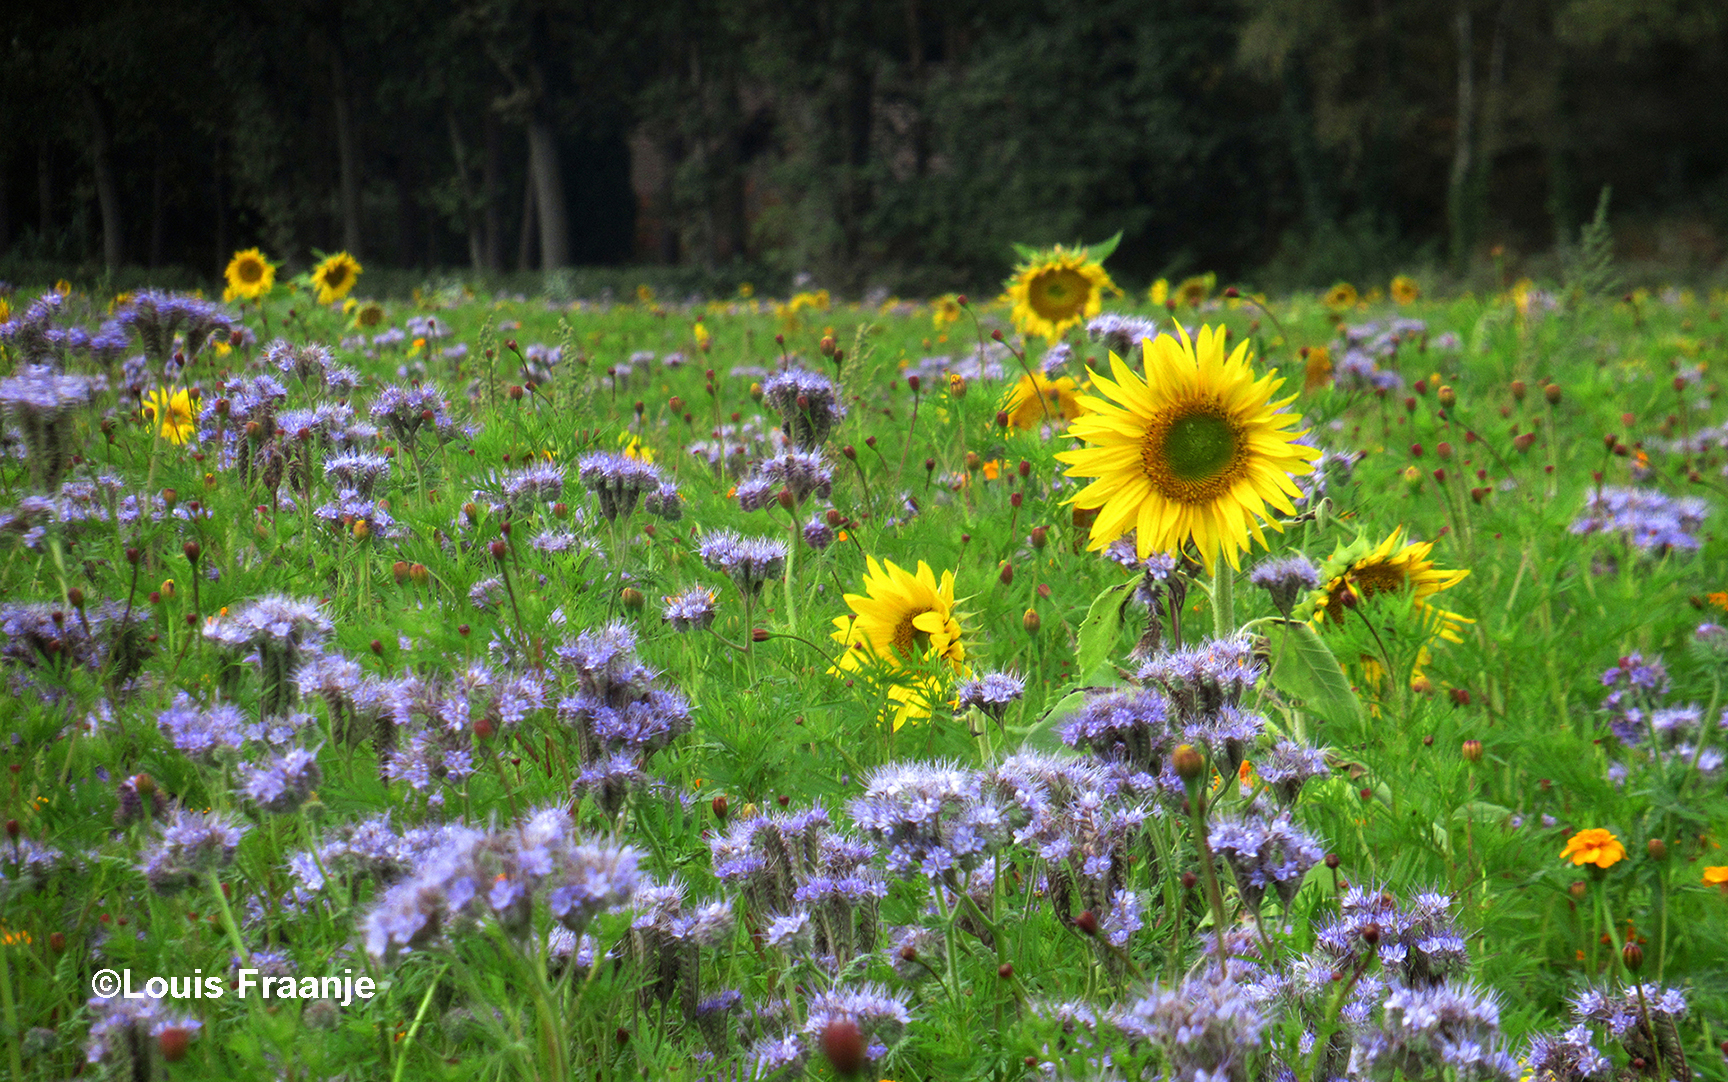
[948,373,967,399]
[1437,385,1456,408]
[907,374,921,394]
[1030,525,1048,550]
[1544,382,1562,405]
[998,562,1014,586]
[352,519,371,541]
[409,563,429,586]
[1181,871,1198,889]
[821,1019,865,1078]
[1362,922,1382,945]
[1461,739,1483,763]
[161,487,178,509]
[998,962,1014,979]
[995,410,1010,428]
[1075,909,1099,937]
[1022,608,1041,635]
[3,819,17,840]
[1513,432,1537,454]
[1647,838,1667,861]
[68,587,84,609]
[183,541,201,564]
[1622,941,1644,971]
[751,627,770,643]
[1569,880,1588,900]
[489,539,508,560]
[158,1027,193,1063]
[1324,853,1341,869]
[621,587,645,610]
[1172,744,1205,782]
[711,794,729,821]
[49,931,66,952]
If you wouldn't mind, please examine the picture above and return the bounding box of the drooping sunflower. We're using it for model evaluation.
[142,387,198,445]
[223,248,276,302]
[1004,245,1118,342]
[1001,371,1086,430]
[1055,325,1319,572]
[1323,282,1359,310]
[1390,275,1421,305]
[830,557,966,675]
[311,252,363,306]
[1304,528,1471,643]
[354,301,386,328]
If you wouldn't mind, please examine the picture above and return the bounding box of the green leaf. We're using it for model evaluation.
[1076,581,1136,687]
[1014,686,1091,753]
[1250,617,1367,728]
[1084,230,1124,264]
[1010,242,1040,262]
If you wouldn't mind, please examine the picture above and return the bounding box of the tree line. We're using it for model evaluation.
[2,0,1723,290]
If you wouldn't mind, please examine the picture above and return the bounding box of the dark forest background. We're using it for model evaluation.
[2,0,1724,294]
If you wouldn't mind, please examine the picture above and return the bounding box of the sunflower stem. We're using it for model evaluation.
[1211,560,1235,640]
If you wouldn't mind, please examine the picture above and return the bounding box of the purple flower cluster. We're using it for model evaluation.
[115,290,235,361]
[499,460,564,513]
[139,809,248,894]
[762,367,846,449]
[954,671,1025,720]
[0,364,103,488]
[1571,486,1707,554]
[662,588,718,633]
[577,451,677,522]
[363,805,640,961]
[85,994,201,1072]
[1086,312,1159,358]
[849,761,1009,880]
[238,747,323,813]
[1208,811,1326,910]
[1523,1024,1610,1081]
[1314,885,1470,987]
[1250,553,1321,617]
[800,985,912,1070]
[1350,981,1519,1081]
[1115,968,1268,1082]
[698,530,788,597]
[369,382,465,448]
[323,450,391,497]
[205,595,334,715]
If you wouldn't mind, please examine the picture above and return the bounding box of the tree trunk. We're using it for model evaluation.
[1447,0,1475,273]
[526,111,568,269]
[83,85,123,273]
[0,148,10,253]
[483,111,504,271]
[331,46,364,256]
[517,161,537,272]
[213,136,229,274]
[447,108,485,271]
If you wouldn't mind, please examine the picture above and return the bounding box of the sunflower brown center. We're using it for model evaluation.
[890,610,935,659]
[1139,401,1250,503]
[238,260,263,284]
[1323,562,1410,623]
[325,265,349,289]
[1028,269,1090,321]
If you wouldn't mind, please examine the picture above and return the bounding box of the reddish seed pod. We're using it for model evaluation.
[1324,853,1341,869]
[752,628,770,643]
[1181,871,1198,889]
[842,444,857,460]
[1010,492,1023,509]
[998,962,1014,979]
[1462,739,1483,763]
[1075,910,1099,937]
[457,624,471,637]
[825,509,843,527]
[995,409,1010,428]
[924,457,936,473]
[711,795,729,820]
[907,374,921,393]
[1410,443,1423,458]
[1030,526,1048,550]
[489,540,508,560]
[158,1027,192,1063]
[999,563,1014,586]
[1622,941,1644,971]
[183,541,201,563]
[821,1019,865,1078]
[1362,923,1382,945]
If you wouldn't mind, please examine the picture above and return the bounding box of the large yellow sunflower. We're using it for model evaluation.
[1055,326,1318,572]
[311,252,363,306]
[142,387,198,445]
[830,557,966,675]
[223,248,275,302]
[1002,371,1086,430]
[1004,245,1118,342]
[1305,528,1471,643]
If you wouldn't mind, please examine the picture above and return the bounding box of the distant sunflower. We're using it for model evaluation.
[223,248,275,302]
[1055,326,1318,572]
[1002,371,1086,430]
[931,294,964,329]
[1175,274,1215,308]
[1005,246,1118,342]
[1390,276,1421,305]
[142,387,198,445]
[354,301,385,328]
[1323,282,1359,310]
[830,557,966,675]
[311,252,363,306]
[1305,527,1471,642]
[1302,345,1334,393]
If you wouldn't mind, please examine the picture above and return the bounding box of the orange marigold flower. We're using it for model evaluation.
[1703,866,1728,886]
[1559,828,1625,869]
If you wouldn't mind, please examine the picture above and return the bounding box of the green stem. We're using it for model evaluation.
[0,948,23,1082]
[207,870,251,966]
[1212,559,1234,640]
[391,965,449,1082]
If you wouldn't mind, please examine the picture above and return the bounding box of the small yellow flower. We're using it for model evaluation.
[1390,276,1421,304]
[693,322,711,349]
[1147,279,1169,306]
[1559,828,1626,869]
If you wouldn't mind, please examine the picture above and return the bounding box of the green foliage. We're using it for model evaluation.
[1565,185,1621,302]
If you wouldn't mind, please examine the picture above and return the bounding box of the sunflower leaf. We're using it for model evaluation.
[1083,231,1123,264]
[1252,617,1367,728]
[1010,242,1041,262]
[1076,581,1137,687]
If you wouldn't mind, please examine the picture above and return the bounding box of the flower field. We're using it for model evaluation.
[1,254,1726,1082]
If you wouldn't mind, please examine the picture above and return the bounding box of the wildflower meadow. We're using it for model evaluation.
[2,248,1728,1082]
